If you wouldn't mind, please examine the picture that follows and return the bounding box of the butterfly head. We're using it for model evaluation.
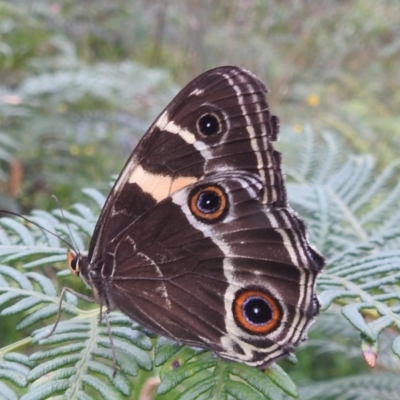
[67,249,93,290]
[67,249,81,277]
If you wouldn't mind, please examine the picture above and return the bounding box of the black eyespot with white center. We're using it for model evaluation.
[197,113,221,136]
[243,297,272,325]
[196,191,220,214]
[233,289,282,334]
[189,184,228,223]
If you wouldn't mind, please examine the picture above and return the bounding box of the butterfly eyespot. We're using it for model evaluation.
[197,191,220,213]
[197,113,221,136]
[189,185,228,222]
[233,289,282,334]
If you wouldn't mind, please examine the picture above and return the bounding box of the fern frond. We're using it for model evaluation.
[0,191,159,399]
[281,128,343,185]
[2,129,400,398]
[297,372,400,400]
[18,62,176,114]
[24,313,152,400]
[0,265,78,330]
[318,249,400,348]
[0,263,153,398]
[154,338,297,400]
[0,189,105,265]
[0,132,19,181]
[284,129,400,367]
[0,352,33,400]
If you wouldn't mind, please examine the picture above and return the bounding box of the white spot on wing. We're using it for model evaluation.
[152,109,214,163]
[189,88,204,96]
[165,120,196,144]
[155,111,196,145]
[155,110,170,130]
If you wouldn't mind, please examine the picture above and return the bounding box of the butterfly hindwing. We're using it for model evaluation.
[101,172,320,366]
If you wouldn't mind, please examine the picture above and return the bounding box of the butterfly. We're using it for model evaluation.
[69,65,324,368]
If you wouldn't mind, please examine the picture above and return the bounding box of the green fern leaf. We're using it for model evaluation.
[297,372,400,400]
[154,336,184,368]
[177,377,217,400]
[2,129,400,398]
[0,353,32,400]
[155,340,296,400]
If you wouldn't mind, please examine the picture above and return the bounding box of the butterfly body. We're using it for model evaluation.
[71,66,324,367]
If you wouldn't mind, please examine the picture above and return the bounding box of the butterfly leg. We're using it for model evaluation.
[44,286,96,338]
[103,310,119,377]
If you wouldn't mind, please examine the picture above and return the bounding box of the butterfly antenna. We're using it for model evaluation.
[0,209,76,252]
[51,194,81,255]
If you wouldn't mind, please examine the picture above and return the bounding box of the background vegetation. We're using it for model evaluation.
[0,1,399,399]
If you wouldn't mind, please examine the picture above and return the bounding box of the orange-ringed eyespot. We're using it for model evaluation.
[189,185,228,222]
[197,113,221,136]
[233,289,282,334]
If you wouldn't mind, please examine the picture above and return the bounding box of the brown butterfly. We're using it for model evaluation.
[67,66,324,368]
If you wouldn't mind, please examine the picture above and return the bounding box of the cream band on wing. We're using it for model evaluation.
[128,165,198,202]
[155,111,197,144]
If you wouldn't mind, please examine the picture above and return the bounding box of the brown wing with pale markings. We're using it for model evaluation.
[72,66,325,368]
[89,66,282,262]
[100,172,322,367]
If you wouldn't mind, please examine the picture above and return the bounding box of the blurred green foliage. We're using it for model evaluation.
[0,0,399,399]
[0,0,399,211]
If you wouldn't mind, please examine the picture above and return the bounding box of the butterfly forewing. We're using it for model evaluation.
[89,66,282,262]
